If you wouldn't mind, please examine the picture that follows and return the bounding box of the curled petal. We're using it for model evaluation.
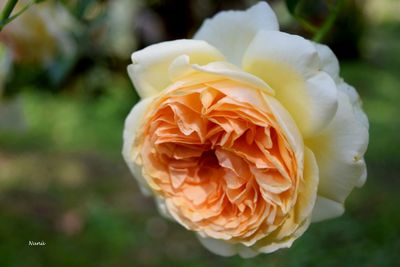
[314,43,340,83]
[306,90,369,208]
[243,30,319,78]
[169,55,273,95]
[194,2,278,66]
[128,40,225,98]
[198,235,259,258]
[243,30,338,137]
[311,196,344,223]
[122,96,155,195]
[254,147,318,253]
[338,82,369,131]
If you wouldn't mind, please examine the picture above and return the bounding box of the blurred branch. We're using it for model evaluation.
[0,0,18,30]
[287,0,318,34]
[0,0,41,31]
[312,0,345,43]
[286,0,346,43]
[285,0,300,15]
[296,16,318,34]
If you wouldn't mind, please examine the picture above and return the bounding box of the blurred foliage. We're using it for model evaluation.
[0,0,367,97]
[0,0,400,266]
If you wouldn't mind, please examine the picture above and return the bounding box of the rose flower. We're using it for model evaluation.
[122,2,369,257]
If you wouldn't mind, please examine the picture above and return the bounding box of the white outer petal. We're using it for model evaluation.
[197,236,236,257]
[128,39,225,98]
[197,236,258,258]
[314,43,340,83]
[194,2,279,66]
[243,30,338,137]
[155,197,173,220]
[338,82,369,131]
[311,196,344,222]
[243,30,319,78]
[122,97,155,195]
[306,89,369,208]
[304,72,339,135]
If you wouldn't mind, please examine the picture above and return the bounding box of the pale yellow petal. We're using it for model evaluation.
[168,55,273,94]
[194,2,278,66]
[311,196,344,223]
[243,30,338,137]
[122,97,155,195]
[306,90,369,205]
[314,43,340,83]
[128,40,225,98]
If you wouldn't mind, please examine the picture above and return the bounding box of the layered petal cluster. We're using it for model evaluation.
[123,2,369,257]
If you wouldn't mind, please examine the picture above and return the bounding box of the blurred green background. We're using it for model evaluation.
[0,0,399,266]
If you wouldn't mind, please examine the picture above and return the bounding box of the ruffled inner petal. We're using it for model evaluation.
[133,76,304,245]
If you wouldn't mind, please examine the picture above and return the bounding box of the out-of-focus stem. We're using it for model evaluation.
[313,0,345,43]
[0,0,18,29]
[0,0,38,31]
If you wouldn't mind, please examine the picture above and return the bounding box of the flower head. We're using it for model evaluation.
[123,2,369,257]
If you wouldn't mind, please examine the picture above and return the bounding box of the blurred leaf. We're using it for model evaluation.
[285,0,301,15]
[0,0,19,30]
[313,0,345,43]
[73,0,95,19]
[0,0,45,30]
[47,56,76,87]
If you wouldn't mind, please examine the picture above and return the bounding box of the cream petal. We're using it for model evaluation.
[261,148,317,241]
[169,55,273,94]
[250,148,317,253]
[338,82,369,130]
[311,196,344,223]
[243,30,319,78]
[243,30,338,137]
[295,147,319,222]
[122,96,155,195]
[254,219,310,254]
[237,246,258,258]
[155,196,174,220]
[314,45,369,134]
[128,40,225,98]
[194,2,279,66]
[314,43,340,83]
[197,235,237,256]
[263,95,304,168]
[304,71,339,135]
[338,82,368,188]
[197,235,259,258]
[306,90,369,206]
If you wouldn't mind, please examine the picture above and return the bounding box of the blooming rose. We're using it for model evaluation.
[122,2,369,257]
[0,0,77,65]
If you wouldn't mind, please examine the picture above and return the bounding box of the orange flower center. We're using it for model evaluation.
[135,78,300,243]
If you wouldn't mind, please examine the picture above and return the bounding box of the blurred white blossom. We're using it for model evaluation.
[105,0,141,58]
[0,0,79,66]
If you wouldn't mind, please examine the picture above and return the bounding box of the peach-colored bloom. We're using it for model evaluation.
[123,2,369,257]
